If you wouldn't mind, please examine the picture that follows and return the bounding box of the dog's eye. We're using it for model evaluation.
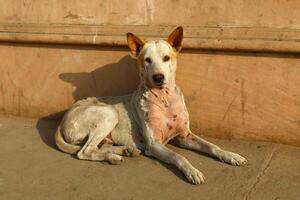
[145,57,151,64]
[163,55,170,62]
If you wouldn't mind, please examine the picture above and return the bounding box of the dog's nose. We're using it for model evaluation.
[152,74,165,85]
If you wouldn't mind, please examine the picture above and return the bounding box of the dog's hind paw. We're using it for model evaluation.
[123,147,141,157]
[105,153,123,165]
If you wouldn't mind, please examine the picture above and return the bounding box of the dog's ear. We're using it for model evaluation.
[167,26,183,52]
[126,33,144,57]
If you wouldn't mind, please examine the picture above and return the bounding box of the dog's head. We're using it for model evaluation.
[126,27,183,88]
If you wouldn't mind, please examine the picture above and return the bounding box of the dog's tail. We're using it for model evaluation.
[55,126,81,154]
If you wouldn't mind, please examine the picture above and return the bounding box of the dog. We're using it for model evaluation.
[55,27,247,185]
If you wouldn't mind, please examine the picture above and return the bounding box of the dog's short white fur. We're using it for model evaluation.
[55,27,247,185]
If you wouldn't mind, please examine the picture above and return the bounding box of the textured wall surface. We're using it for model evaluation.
[0,0,300,146]
[0,0,299,28]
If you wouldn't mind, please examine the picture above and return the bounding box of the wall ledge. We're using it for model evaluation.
[0,23,300,53]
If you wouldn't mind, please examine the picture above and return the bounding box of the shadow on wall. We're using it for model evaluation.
[36,55,140,151]
[59,55,140,100]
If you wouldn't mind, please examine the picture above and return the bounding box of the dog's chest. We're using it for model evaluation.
[147,87,189,144]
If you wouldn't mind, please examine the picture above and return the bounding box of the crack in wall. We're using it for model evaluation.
[243,146,276,200]
[145,0,154,24]
[222,93,239,122]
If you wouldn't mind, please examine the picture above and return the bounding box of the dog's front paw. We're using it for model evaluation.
[183,166,205,185]
[218,150,247,166]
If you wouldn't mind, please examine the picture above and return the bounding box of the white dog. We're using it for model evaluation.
[55,27,247,185]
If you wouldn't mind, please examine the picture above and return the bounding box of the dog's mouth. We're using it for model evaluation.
[150,79,167,88]
[147,79,166,89]
[153,81,165,87]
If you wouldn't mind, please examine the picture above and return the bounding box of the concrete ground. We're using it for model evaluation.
[0,115,299,200]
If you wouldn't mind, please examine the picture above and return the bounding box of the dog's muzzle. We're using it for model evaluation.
[152,74,165,86]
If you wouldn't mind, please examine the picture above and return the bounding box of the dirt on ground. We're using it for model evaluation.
[0,115,299,200]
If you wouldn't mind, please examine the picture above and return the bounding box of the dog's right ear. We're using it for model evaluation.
[126,33,144,57]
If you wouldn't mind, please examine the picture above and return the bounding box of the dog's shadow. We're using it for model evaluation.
[59,55,140,100]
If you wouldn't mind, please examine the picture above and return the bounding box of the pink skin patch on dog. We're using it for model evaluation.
[146,86,189,144]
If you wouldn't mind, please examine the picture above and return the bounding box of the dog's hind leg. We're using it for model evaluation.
[76,110,122,164]
[174,132,247,166]
[77,121,139,164]
[78,143,138,165]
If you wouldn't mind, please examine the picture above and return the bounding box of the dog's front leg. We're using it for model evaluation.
[140,121,204,184]
[145,142,204,184]
[174,132,247,166]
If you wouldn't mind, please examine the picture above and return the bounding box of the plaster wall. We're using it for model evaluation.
[0,0,300,145]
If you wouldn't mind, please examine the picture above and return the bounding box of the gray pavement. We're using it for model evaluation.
[0,115,299,200]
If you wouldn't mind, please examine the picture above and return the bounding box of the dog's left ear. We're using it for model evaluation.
[167,26,183,52]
